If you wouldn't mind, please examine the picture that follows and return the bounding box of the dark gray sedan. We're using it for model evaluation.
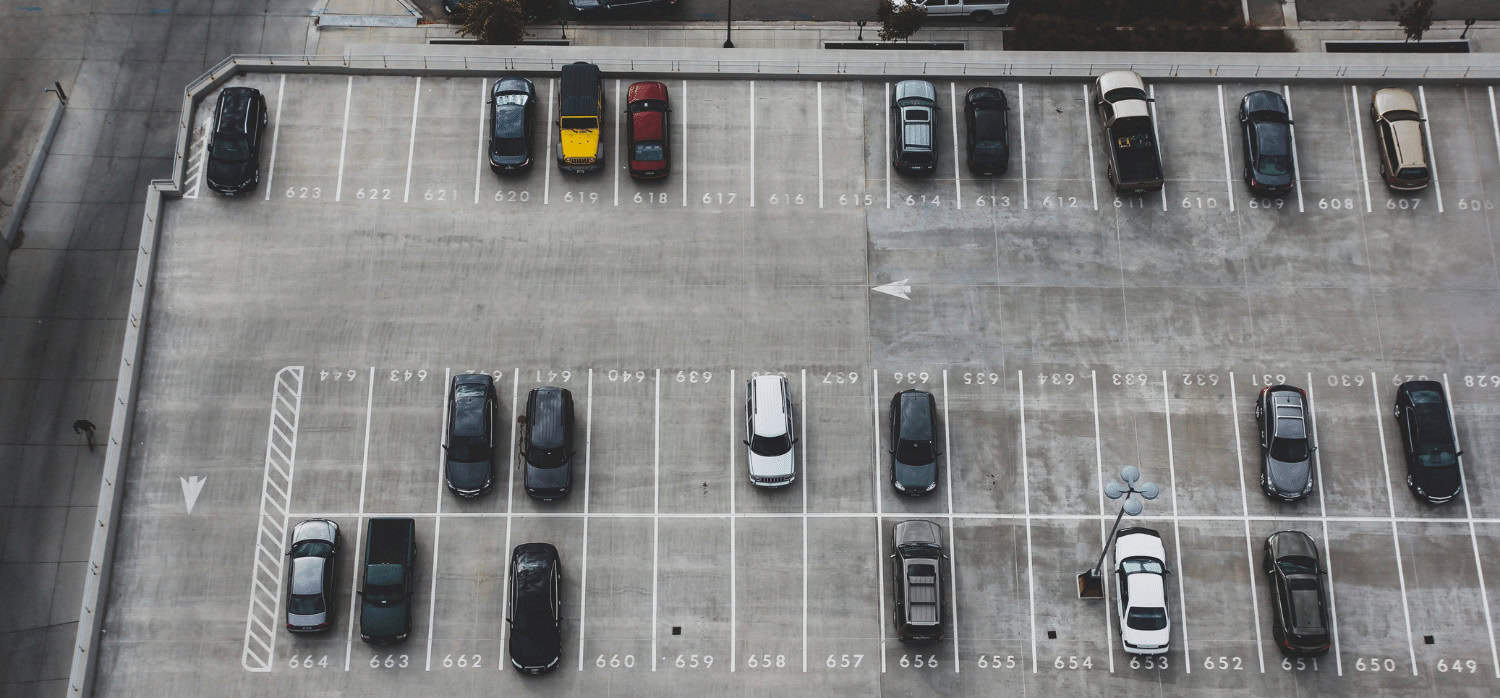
[490,77,537,173]
[1256,384,1315,501]
[889,389,940,495]
[1239,90,1294,196]
[286,519,339,632]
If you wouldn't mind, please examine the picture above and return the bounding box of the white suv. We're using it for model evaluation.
[1113,527,1171,655]
[745,375,797,487]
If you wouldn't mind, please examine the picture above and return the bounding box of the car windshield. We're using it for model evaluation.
[288,593,324,615]
[495,93,528,107]
[561,116,596,130]
[292,540,333,557]
[630,99,664,112]
[1126,606,1168,631]
[449,435,487,463]
[905,109,930,123]
[1386,109,1421,122]
[1104,86,1147,103]
[213,135,250,162]
[1277,555,1317,576]
[897,439,933,465]
[529,445,567,468]
[1397,166,1428,180]
[1121,557,1163,575]
[1269,435,1308,463]
[633,142,665,161]
[1418,451,1457,468]
[750,433,792,457]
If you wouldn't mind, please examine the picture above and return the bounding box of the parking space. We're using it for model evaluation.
[803,369,873,514]
[406,77,484,207]
[945,368,1021,515]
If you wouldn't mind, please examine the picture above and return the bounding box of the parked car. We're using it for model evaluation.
[625,81,671,180]
[521,386,575,500]
[1393,380,1462,504]
[508,543,563,675]
[745,375,797,487]
[1093,71,1163,193]
[359,518,417,644]
[888,0,1011,22]
[891,80,938,175]
[489,77,536,173]
[206,86,267,196]
[445,373,497,497]
[1239,90,1295,196]
[889,389,940,495]
[1113,527,1170,655]
[963,87,1009,176]
[1256,384,1315,502]
[1370,88,1430,191]
[568,0,677,16]
[1263,531,1332,656]
[285,519,339,633]
[891,520,945,642]
[557,62,605,173]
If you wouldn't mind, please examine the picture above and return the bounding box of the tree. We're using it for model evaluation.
[457,0,527,45]
[877,0,927,41]
[1389,0,1437,43]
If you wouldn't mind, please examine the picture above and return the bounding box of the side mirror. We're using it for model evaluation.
[1456,450,1464,457]
[888,446,896,454]
[742,439,751,446]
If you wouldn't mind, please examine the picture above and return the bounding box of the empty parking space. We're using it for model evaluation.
[657,517,733,672]
[1020,367,1096,517]
[806,517,881,673]
[803,369,873,514]
[291,369,370,515]
[1168,371,1244,516]
[338,77,419,203]
[686,80,750,211]
[577,516,653,672]
[1397,521,1497,680]
[658,369,731,514]
[734,517,804,672]
[582,371,655,514]
[362,370,445,514]
[951,519,1030,677]
[1030,519,1113,674]
[1023,81,1092,210]
[1451,374,1500,518]
[267,74,351,201]
[406,77,485,207]
[1176,520,1262,676]
[945,369,1021,515]
[425,516,507,672]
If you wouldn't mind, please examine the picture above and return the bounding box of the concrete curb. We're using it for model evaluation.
[0,94,66,284]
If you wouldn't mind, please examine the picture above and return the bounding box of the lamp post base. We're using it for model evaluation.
[1077,569,1105,599]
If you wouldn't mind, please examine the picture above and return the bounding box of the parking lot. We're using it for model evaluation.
[99,72,1500,696]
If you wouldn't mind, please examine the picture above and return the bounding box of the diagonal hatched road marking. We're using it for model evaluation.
[242,366,304,672]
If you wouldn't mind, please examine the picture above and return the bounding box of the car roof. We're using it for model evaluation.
[559,62,601,116]
[1374,87,1418,115]
[1109,99,1150,120]
[627,80,667,103]
[1097,71,1145,95]
[751,375,788,437]
[631,109,664,142]
[897,391,933,439]
[902,117,932,149]
[1127,569,1166,606]
[1388,119,1427,168]
[894,80,936,103]
[452,382,488,438]
[291,556,326,594]
[528,387,569,449]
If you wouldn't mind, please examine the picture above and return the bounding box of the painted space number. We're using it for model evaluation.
[1053,655,1094,670]
[899,654,938,669]
[441,653,481,668]
[607,369,647,383]
[976,654,1019,669]
[285,186,321,199]
[822,371,859,384]
[964,371,1001,385]
[1464,375,1500,388]
[1354,657,1397,672]
[1130,656,1167,670]
[1436,658,1479,673]
[746,653,786,669]
[369,654,408,669]
[675,370,712,383]
[825,653,863,668]
[287,654,328,669]
[355,188,392,200]
[1202,656,1243,671]
[673,653,713,668]
[389,369,428,381]
[1281,656,1320,671]
[320,369,357,382]
[596,653,636,669]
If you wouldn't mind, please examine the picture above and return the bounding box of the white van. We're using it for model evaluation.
[745,375,797,487]
[892,0,1011,22]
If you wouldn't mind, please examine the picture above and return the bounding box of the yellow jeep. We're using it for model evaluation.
[557,62,604,173]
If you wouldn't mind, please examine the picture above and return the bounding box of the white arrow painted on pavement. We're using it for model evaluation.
[872,279,912,301]
[180,475,207,514]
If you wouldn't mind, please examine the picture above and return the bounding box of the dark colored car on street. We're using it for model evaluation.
[359,518,417,644]
[964,87,1009,176]
[206,86,267,195]
[490,77,537,173]
[1263,531,1331,655]
[1256,384,1315,501]
[891,520,945,642]
[508,542,563,674]
[625,81,671,179]
[1239,90,1295,196]
[445,373,497,497]
[569,0,677,15]
[889,389,940,495]
[286,519,339,633]
[1394,380,1462,504]
[521,386,576,500]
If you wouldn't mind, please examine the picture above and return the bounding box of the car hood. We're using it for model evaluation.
[526,462,571,491]
[748,450,795,478]
[206,157,254,188]
[510,624,561,668]
[894,460,936,489]
[560,129,599,157]
[1417,464,1461,497]
[1266,457,1311,495]
[288,610,328,628]
[446,457,492,491]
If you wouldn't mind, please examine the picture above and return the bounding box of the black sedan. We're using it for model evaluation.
[1239,90,1294,196]
[1263,531,1331,656]
[445,373,497,496]
[1394,380,1463,504]
[509,543,562,675]
[490,77,537,173]
[889,390,940,495]
[206,86,267,196]
[964,87,1009,176]
[1255,384,1315,501]
[286,519,339,632]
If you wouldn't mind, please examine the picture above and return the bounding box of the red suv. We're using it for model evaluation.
[625,81,670,179]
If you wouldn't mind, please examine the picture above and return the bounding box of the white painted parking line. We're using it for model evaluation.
[1281,85,1305,213]
[728,370,737,673]
[816,84,824,209]
[1148,85,1168,212]
[613,80,621,207]
[1304,375,1343,676]
[577,369,593,671]
[872,369,886,672]
[1083,84,1099,211]
[1369,372,1418,675]
[342,367,374,671]
[1017,371,1037,673]
[425,364,449,671]
[800,368,809,672]
[950,84,961,211]
[263,74,285,202]
[1443,374,1500,678]
[651,368,661,671]
[242,365,303,673]
[1350,86,1373,213]
[544,78,554,205]
[1416,86,1444,213]
[498,367,518,671]
[1090,371,1115,672]
[1160,371,1190,672]
[749,81,755,207]
[1489,87,1500,181]
[335,76,352,202]
[885,82,891,209]
[941,371,959,673]
[1216,85,1236,213]
[681,80,688,207]
[1019,83,1028,210]
[403,77,421,204]
[474,78,485,205]
[1226,374,1265,673]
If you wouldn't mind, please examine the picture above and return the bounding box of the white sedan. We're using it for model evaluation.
[1113,527,1171,655]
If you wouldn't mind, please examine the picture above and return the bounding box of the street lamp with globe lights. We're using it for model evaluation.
[1078,465,1160,599]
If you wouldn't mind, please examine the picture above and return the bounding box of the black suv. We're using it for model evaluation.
[1394,380,1462,504]
[206,86,267,195]
[891,520,945,642]
[1263,531,1331,656]
[1255,384,1315,501]
[891,80,938,175]
[521,387,575,500]
[508,542,562,675]
[889,389,940,495]
[444,374,497,497]
[490,77,536,173]
[964,87,1009,176]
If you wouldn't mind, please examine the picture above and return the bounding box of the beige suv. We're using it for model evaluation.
[1370,88,1430,191]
